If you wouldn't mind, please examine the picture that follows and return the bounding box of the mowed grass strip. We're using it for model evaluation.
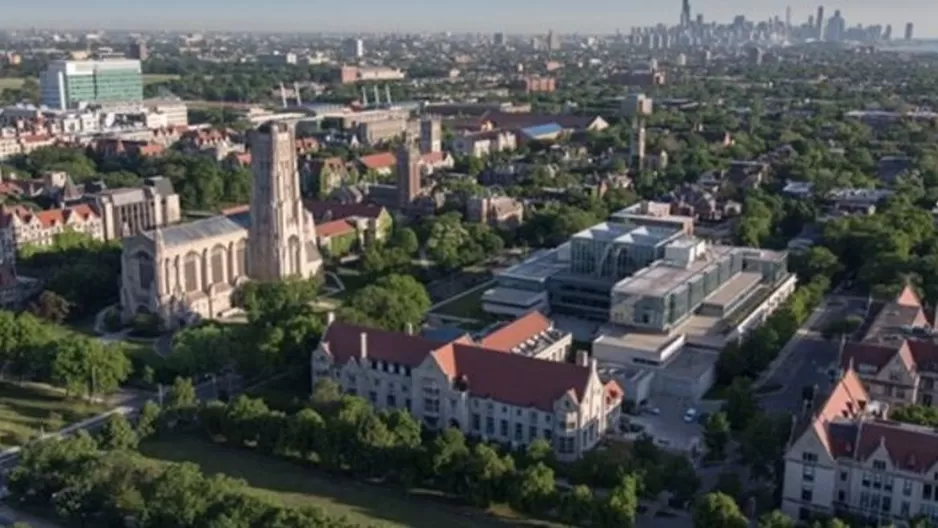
[0,382,104,448]
[140,436,565,528]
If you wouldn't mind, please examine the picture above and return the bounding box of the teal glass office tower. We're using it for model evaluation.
[40,59,143,109]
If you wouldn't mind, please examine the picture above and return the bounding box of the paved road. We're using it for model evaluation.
[758,295,871,414]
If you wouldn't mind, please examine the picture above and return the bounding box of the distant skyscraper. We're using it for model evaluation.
[546,30,559,51]
[128,39,148,61]
[816,6,825,39]
[905,22,914,41]
[680,0,692,28]
[884,24,893,41]
[826,10,846,42]
[342,38,364,59]
[493,32,505,46]
[785,6,792,34]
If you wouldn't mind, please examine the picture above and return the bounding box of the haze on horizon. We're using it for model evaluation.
[4,0,937,37]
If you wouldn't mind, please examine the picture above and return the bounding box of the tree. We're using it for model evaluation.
[704,411,732,461]
[171,324,234,376]
[168,376,197,409]
[723,377,759,431]
[559,485,595,525]
[27,290,71,323]
[340,274,430,332]
[598,474,639,528]
[467,443,515,507]
[391,227,420,256]
[510,462,556,515]
[98,413,139,450]
[51,337,131,398]
[739,414,789,481]
[693,492,749,528]
[759,510,796,528]
[136,401,161,439]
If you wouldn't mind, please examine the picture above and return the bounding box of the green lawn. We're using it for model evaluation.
[140,437,563,528]
[0,382,105,448]
[430,283,492,320]
[0,77,25,90]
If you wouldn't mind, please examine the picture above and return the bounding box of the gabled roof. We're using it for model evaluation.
[431,342,594,411]
[320,322,448,368]
[841,341,911,374]
[0,204,98,229]
[359,152,396,170]
[478,311,552,353]
[896,284,922,308]
[316,219,356,238]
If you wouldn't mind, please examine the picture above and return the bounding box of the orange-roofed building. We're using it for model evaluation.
[781,368,938,521]
[478,311,572,361]
[311,312,618,461]
[0,204,103,260]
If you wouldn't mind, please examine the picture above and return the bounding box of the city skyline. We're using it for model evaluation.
[2,0,936,37]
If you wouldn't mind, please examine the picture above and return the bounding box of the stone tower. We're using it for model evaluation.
[630,119,646,169]
[248,120,322,281]
[419,116,442,154]
[396,133,421,209]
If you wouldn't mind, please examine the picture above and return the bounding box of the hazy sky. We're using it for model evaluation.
[3,0,936,36]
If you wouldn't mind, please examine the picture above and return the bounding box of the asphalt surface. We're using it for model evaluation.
[758,295,871,414]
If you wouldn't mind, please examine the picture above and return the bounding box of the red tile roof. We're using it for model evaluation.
[220,204,250,216]
[316,219,356,238]
[479,311,552,353]
[320,315,613,413]
[359,152,396,170]
[431,342,593,411]
[320,322,448,368]
[420,151,445,165]
[896,284,922,308]
[0,204,98,229]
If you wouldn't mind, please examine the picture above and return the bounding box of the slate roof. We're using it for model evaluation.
[144,215,245,247]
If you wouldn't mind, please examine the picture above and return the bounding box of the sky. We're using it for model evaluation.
[3,0,937,37]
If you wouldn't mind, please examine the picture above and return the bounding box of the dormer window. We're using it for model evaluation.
[873,460,886,471]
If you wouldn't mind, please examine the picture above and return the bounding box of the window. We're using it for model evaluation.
[840,471,848,482]
[500,419,508,437]
[386,394,396,407]
[515,423,523,441]
[872,473,883,490]
[862,472,871,488]
[802,452,818,463]
[837,490,845,503]
[873,460,886,471]
[882,496,892,513]
[424,398,440,413]
[472,413,480,432]
[544,429,553,441]
[860,492,871,509]
[902,501,911,517]
[529,426,537,440]
[802,465,815,482]
[485,417,494,435]
[801,487,813,502]
[369,391,377,403]
[904,479,913,497]
[884,476,894,493]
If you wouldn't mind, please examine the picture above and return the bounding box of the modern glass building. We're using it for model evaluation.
[40,59,143,110]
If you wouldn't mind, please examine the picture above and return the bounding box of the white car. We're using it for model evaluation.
[683,408,698,423]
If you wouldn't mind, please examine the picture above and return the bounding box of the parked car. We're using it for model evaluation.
[683,408,698,423]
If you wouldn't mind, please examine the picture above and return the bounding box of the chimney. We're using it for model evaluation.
[359,332,368,360]
[575,349,589,367]
[326,311,335,326]
[590,358,598,373]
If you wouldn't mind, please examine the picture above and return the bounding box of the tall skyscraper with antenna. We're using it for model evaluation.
[680,0,692,28]
[816,6,825,39]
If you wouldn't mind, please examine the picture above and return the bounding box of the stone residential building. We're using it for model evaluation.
[0,204,103,262]
[88,176,182,240]
[466,195,524,228]
[119,120,323,327]
[782,368,938,526]
[311,312,621,461]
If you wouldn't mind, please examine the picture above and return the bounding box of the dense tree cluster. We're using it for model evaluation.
[7,430,356,528]
[422,212,505,271]
[0,311,131,399]
[18,231,122,319]
[338,274,431,333]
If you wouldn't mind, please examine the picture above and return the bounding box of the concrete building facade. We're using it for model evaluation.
[89,177,181,240]
[40,59,143,110]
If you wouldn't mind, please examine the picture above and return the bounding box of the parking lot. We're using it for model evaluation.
[624,395,718,453]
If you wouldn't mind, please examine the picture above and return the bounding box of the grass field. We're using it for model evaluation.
[0,77,25,90]
[0,382,105,448]
[140,437,564,528]
[429,283,493,320]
